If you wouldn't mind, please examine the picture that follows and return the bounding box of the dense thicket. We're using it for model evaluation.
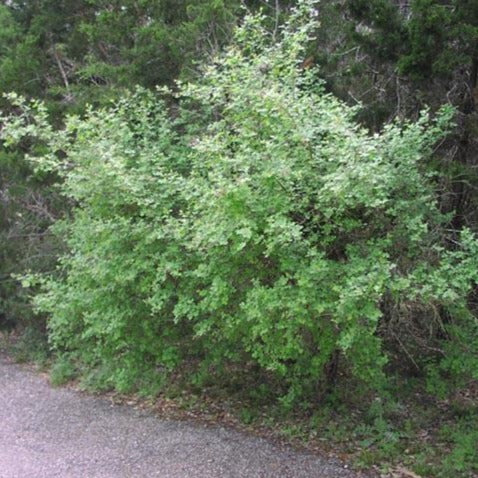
[2,4,477,404]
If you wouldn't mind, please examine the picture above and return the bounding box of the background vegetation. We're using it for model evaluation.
[1,1,477,476]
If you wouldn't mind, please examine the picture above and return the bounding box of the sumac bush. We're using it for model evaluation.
[2,2,478,403]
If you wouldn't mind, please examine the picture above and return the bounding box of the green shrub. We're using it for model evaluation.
[50,355,77,386]
[2,1,478,403]
[439,418,478,477]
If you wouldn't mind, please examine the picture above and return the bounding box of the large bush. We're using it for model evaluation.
[2,2,478,402]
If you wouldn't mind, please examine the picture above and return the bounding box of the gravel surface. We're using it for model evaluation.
[0,356,368,478]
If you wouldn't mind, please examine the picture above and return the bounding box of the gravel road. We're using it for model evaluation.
[0,356,368,478]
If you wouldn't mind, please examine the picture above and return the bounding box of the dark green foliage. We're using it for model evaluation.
[309,1,477,128]
[399,0,478,82]
[0,146,63,330]
[1,0,272,108]
[79,0,241,88]
[347,0,406,62]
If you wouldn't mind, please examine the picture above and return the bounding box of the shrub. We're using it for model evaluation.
[2,1,478,403]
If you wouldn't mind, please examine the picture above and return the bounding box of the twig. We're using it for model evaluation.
[272,0,280,42]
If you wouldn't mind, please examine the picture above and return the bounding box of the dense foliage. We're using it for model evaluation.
[3,6,477,407]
